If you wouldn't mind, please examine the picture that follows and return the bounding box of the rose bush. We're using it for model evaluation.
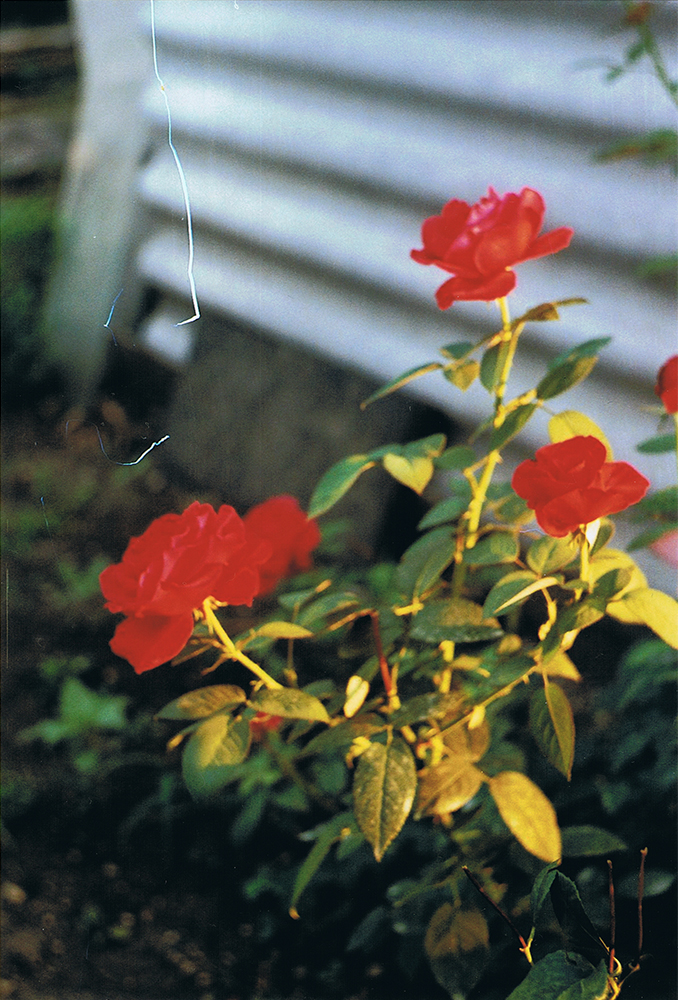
[512,435,649,537]
[655,355,678,414]
[243,494,321,596]
[410,186,573,308]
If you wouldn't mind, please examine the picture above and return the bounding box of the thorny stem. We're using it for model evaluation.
[636,847,648,963]
[608,860,617,976]
[623,1,678,107]
[463,866,533,964]
[265,731,336,812]
[371,610,399,708]
[202,600,282,689]
[451,297,526,599]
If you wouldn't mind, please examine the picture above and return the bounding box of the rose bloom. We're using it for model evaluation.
[512,436,649,538]
[243,495,321,596]
[655,355,678,414]
[249,712,284,741]
[100,502,271,674]
[411,187,573,309]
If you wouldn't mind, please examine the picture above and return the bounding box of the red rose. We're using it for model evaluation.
[249,712,284,741]
[244,495,321,596]
[411,187,573,309]
[100,502,271,674]
[512,436,649,537]
[655,355,678,415]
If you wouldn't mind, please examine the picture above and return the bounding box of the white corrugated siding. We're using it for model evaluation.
[129,1,676,480]
[46,0,676,581]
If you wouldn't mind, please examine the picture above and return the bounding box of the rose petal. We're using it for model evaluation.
[110,613,195,674]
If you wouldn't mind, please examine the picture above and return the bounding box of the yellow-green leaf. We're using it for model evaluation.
[488,771,561,861]
[182,714,251,799]
[548,411,613,460]
[526,535,578,575]
[425,903,489,960]
[445,358,480,391]
[156,685,246,721]
[606,587,678,648]
[353,738,416,861]
[250,687,330,723]
[530,683,575,780]
[589,548,647,596]
[344,675,370,718]
[462,530,519,565]
[417,760,485,816]
[254,621,314,640]
[544,651,581,682]
[383,453,434,494]
[483,571,558,618]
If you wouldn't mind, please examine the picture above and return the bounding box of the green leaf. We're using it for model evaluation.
[182,714,251,799]
[396,527,457,600]
[299,716,386,758]
[444,358,480,391]
[389,692,462,728]
[289,812,355,915]
[548,411,613,460]
[418,494,469,529]
[490,403,538,450]
[308,454,376,517]
[296,591,361,630]
[548,337,612,369]
[59,677,128,731]
[353,738,417,861]
[530,682,575,780]
[591,567,633,603]
[462,530,519,565]
[630,485,678,518]
[250,687,330,723]
[530,864,559,925]
[557,961,609,1000]
[483,570,542,617]
[156,685,247,720]
[561,826,627,857]
[550,872,608,965]
[488,771,561,861]
[383,453,434,494]
[409,598,502,644]
[527,535,578,575]
[434,444,476,471]
[440,340,475,360]
[606,587,678,648]
[253,621,314,640]
[627,523,677,551]
[536,357,597,401]
[637,432,677,454]
[360,362,443,409]
[506,951,596,1000]
[480,342,507,392]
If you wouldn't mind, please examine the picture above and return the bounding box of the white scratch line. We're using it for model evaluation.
[150,0,200,326]
[104,287,123,343]
[65,420,170,466]
[122,434,171,465]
